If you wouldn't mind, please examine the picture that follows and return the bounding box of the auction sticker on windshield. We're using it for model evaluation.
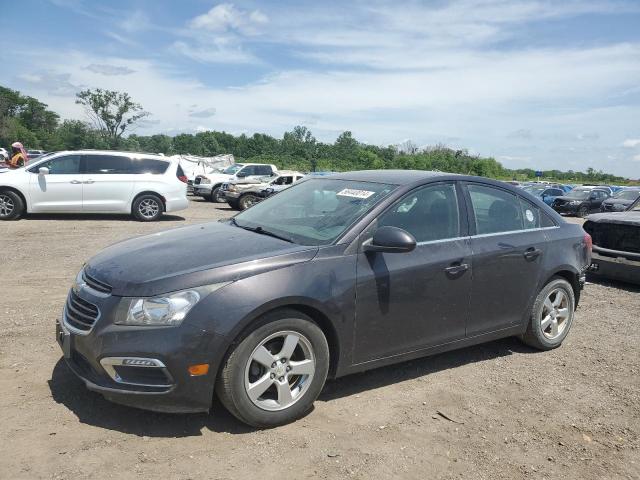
[337,189,375,199]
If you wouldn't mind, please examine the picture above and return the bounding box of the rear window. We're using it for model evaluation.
[130,158,169,174]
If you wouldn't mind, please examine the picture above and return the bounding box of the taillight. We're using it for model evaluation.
[178,175,188,184]
[584,233,592,253]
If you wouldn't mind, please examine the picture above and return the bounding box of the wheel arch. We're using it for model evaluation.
[541,268,581,308]
[131,190,166,212]
[0,185,29,212]
[219,302,341,380]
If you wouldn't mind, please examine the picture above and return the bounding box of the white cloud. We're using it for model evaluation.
[623,138,640,148]
[86,64,135,76]
[170,40,258,64]
[189,3,268,34]
[120,10,150,33]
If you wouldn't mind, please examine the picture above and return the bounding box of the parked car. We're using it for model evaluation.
[0,150,188,221]
[0,148,8,160]
[584,197,640,284]
[224,170,305,210]
[600,188,640,212]
[552,187,610,217]
[523,185,565,205]
[56,170,590,427]
[192,163,278,202]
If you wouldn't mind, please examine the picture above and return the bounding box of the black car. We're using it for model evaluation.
[56,171,591,427]
[600,189,640,213]
[552,187,610,217]
[584,197,640,284]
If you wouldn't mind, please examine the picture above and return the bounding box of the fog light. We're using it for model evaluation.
[188,364,209,376]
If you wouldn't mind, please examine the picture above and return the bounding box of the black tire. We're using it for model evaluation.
[210,186,225,203]
[238,193,261,211]
[216,309,330,427]
[520,277,575,350]
[132,194,163,222]
[0,190,24,220]
[227,198,241,210]
[577,205,589,218]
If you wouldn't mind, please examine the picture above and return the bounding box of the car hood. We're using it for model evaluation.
[585,211,640,226]
[85,221,318,297]
[555,195,586,202]
[603,198,635,206]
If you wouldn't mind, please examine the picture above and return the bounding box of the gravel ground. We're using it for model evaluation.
[0,199,638,480]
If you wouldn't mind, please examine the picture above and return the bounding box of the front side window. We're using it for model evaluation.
[254,165,273,176]
[467,184,523,234]
[234,179,396,245]
[84,155,132,174]
[31,154,82,174]
[378,183,460,242]
[239,166,257,176]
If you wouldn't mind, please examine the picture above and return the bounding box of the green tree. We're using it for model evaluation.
[75,88,149,148]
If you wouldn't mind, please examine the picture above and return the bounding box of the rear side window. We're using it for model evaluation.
[84,155,132,174]
[467,184,523,234]
[519,198,542,229]
[379,183,460,242]
[130,158,169,174]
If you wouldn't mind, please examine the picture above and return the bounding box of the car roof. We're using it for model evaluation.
[327,170,456,185]
[51,150,172,161]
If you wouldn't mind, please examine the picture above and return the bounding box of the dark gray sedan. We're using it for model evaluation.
[56,171,591,426]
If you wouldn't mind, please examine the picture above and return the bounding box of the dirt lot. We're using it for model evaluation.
[0,199,638,480]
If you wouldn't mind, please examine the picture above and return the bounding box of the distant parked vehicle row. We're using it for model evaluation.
[551,187,611,217]
[222,170,305,210]
[600,188,640,212]
[0,150,188,221]
[192,163,278,202]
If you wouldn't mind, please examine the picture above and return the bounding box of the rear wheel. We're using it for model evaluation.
[520,277,575,350]
[216,310,329,427]
[132,194,163,222]
[0,190,24,220]
[238,193,261,211]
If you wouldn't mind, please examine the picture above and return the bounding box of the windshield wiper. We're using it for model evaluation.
[230,218,294,243]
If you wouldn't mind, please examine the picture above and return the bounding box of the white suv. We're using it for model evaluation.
[0,150,188,221]
[192,163,278,202]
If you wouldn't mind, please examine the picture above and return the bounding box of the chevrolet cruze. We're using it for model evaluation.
[56,171,591,427]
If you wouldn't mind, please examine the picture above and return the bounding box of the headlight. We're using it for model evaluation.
[228,184,237,192]
[613,204,625,211]
[569,200,581,205]
[117,283,229,326]
[200,177,211,184]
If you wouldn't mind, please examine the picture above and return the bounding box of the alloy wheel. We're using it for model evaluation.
[0,194,15,217]
[138,198,159,219]
[540,288,571,340]
[244,331,316,411]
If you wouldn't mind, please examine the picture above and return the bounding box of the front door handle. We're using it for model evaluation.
[84,180,95,184]
[524,247,542,261]
[444,262,469,277]
[70,180,82,184]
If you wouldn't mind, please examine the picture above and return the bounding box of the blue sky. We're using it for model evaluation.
[3,0,640,177]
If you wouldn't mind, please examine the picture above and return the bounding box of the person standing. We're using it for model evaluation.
[9,142,28,168]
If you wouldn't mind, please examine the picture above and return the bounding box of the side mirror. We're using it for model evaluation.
[363,226,416,253]
[38,167,49,176]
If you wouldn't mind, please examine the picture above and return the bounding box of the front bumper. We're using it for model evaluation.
[193,185,213,197]
[587,249,640,285]
[553,203,580,215]
[224,191,241,200]
[56,305,226,413]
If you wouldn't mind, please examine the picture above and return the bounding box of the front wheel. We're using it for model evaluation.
[577,205,589,217]
[238,193,261,211]
[0,190,24,220]
[216,310,329,427]
[132,194,163,221]
[520,277,575,350]
[210,187,225,203]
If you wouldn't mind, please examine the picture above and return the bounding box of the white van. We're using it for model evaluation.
[0,150,188,221]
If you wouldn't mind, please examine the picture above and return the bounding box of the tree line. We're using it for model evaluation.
[0,85,632,184]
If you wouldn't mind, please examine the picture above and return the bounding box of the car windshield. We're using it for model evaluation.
[233,178,397,246]
[565,189,591,199]
[614,190,640,201]
[223,164,243,175]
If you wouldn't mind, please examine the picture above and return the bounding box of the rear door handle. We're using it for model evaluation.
[524,247,542,261]
[70,180,82,184]
[444,262,469,276]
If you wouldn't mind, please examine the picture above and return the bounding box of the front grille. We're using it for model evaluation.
[82,270,112,294]
[65,291,99,331]
[584,221,640,254]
